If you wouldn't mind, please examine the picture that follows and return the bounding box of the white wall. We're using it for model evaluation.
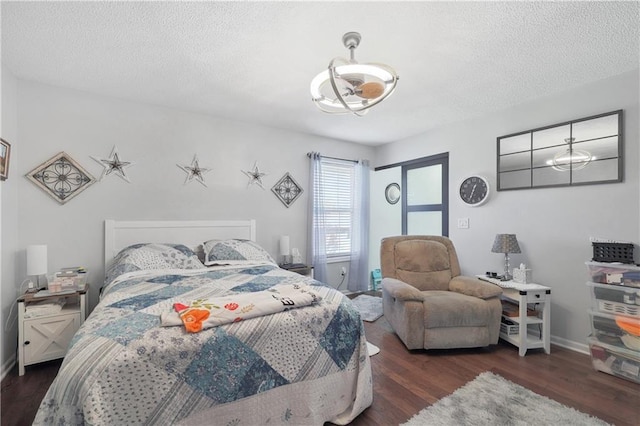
[1,64,20,378]
[368,167,402,272]
[373,70,639,351]
[11,80,374,313]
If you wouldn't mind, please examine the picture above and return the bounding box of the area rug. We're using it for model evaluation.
[350,294,383,322]
[401,372,609,426]
[366,342,380,356]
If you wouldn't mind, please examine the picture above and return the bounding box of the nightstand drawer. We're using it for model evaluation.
[23,311,81,365]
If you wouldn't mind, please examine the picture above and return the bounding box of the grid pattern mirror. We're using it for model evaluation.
[497,110,623,191]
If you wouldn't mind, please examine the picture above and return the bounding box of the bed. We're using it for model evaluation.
[34,220,372,425]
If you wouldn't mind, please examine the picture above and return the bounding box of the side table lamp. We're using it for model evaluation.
[279,235,292,265]
[27,244,48,290]
[491,234,521,281]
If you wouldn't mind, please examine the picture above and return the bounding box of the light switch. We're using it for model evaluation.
[457,218,469,229]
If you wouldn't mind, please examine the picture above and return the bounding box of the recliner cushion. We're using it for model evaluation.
[422,291,492,328]
[394,240,451,291]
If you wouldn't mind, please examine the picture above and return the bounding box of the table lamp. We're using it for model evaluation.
[279,235,291,265]
[491,234,520,281]
[27,244,48,289]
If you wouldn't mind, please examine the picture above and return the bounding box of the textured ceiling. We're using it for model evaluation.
[2,2,638,146]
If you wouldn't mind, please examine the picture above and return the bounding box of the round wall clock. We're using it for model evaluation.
[385,183,401,204]
[459,176,490,207]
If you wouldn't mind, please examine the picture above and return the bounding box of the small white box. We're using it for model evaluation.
[513,268,532,284]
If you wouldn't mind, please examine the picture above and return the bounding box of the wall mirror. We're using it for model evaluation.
[497,110,623,191]
[385,182,401,204]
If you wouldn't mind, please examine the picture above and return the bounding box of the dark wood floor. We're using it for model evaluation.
[2,315,639,426]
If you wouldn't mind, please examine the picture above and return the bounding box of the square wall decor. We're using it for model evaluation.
[26,152,95,204]
[271,172,303,207]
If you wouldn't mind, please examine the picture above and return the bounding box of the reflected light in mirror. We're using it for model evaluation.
[546,138,594,171]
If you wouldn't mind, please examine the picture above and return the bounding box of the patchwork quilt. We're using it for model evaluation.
[34,258,372,425]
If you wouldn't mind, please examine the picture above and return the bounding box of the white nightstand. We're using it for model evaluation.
[477,275,551,356]
[17,283,88,376]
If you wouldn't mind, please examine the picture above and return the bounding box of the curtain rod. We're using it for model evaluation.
[306,152,359,164]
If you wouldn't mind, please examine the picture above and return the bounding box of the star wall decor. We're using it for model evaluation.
[91,146,135,183]
[242,161,267,189]
[177,155,211,187]
[272,173,303,207]
[26,152,95,204]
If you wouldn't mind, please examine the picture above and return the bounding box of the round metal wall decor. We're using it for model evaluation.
[385,183,401,204]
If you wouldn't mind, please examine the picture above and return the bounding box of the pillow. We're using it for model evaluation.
[203,239,276,266]
[106,243,205,284]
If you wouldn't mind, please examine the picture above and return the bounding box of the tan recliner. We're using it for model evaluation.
[381,236,503,350]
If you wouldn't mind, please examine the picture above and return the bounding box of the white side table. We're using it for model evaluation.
[17,283,88,376]
[477,275,551,356]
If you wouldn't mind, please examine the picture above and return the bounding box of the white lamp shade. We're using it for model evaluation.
[27,245,48,276]
[279,236,290,256]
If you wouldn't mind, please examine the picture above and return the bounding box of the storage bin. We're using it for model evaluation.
[590,310,640,351]
[587,282,640,318]
[588,335,640,384]
[500,317,519,336]
[592,242,635,264]
[585,261,640,288]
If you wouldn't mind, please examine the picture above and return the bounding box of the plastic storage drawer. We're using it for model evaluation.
[588,335,640,384]
[590,310,640,351]
[585,261,640,287]
[586,282,640,318]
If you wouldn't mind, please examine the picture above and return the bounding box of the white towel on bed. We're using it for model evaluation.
[160,283,321,333]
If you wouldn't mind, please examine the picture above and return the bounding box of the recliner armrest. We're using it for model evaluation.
[449,275,502,299]
[381,277,425,302]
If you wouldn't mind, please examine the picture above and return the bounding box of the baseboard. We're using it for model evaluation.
[551,335,589,355]
[1,354,16,381]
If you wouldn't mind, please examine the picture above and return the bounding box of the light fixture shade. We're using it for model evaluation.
[491,234,521,254]
[546,138,593,171]
[27,245,48,276]
[310,32,398,116]
[279,236,290,256]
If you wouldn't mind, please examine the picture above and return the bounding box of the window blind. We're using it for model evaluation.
[317,158,355,257]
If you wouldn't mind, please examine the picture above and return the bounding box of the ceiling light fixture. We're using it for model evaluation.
[310,32,398,116]
[546,137,593,171]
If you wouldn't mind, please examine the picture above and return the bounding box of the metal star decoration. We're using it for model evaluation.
[242,161,267,189]
[177,155,211,187]
[91,146,135,183]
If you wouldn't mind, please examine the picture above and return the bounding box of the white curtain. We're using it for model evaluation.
[307,152,328,283]
[347,160,370,292]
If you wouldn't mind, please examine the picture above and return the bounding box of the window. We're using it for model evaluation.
[316,158,356,258]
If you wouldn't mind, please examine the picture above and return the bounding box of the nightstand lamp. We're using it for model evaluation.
[27,244,48,289]
[491,234,520,281]
[279,235,292,265]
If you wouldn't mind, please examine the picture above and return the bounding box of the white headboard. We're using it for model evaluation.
[104,219,256,269]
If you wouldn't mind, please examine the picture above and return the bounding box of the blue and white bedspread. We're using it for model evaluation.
[34,265,373,425]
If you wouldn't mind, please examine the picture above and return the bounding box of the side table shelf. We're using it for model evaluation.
[17,284,88,376]
[280,264,314,278]
[477,275,551,356]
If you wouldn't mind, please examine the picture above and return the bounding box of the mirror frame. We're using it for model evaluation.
[384,182,401,204]
[496,110,623,191]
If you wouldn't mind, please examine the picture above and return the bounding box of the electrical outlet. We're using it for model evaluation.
[340,267,346,276]
[457,218,469,229]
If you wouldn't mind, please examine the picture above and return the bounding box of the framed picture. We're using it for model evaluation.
[0,139,11,181]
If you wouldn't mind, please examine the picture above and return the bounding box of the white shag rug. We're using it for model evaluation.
[401,372,609,426]
[350,294,383,322]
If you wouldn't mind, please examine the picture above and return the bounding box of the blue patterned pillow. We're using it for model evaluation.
[203,239,276,266]
[106,243,205,284]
